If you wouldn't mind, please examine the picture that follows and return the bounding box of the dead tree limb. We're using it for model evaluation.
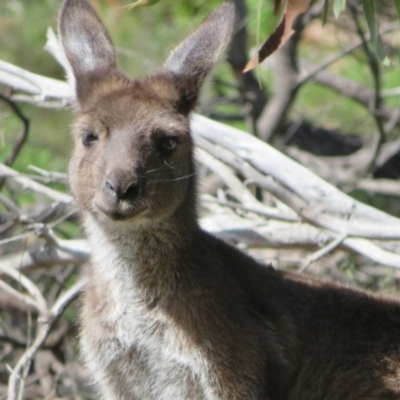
[0,30,400,269]
[6,279,85,400]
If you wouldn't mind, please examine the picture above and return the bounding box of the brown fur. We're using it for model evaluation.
[60,1,400,399]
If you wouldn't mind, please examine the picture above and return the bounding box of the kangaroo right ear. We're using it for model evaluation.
[161,2,236,114]
[59,0,117,96]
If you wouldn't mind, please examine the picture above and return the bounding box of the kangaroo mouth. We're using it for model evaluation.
[94,200,148,221]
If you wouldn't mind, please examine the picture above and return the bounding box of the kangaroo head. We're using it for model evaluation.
[59,0,235,224]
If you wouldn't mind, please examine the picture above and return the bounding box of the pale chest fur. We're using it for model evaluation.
[80,218,212,399]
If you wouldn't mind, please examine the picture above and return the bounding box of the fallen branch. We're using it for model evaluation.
[0,31,399,270]
[0,164,73,205]
[0,94,30,169]
[357,178,400,197]
[7,279,85,400]
[192,115,400,230]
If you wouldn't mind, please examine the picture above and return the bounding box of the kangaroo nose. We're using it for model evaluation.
[103,171,141,201]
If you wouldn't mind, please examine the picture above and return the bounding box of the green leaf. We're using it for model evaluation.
[395,0,400,21]
[272,0,287,17]
[123,0,160,11]
[382,56,391,66]
[362,0,385,60]
[269,0,289,23]
[322,0,331,25]
[333,0,346,19]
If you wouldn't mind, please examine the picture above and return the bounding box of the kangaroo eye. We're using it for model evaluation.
[158,137,178,155]
[82,131,98,147]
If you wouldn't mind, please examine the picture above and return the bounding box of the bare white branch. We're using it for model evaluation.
[0,34,399,268]
[0,265,48,315]
[192,115,400,238]
[0,280,40,314]
[7,280,85,400]
[0,60,73,101]
[0,164,73,204]
[196,147,297,222]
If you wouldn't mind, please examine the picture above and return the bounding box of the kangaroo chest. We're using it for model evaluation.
[80,260,208,399]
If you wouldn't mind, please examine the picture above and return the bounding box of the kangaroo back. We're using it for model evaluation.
[60,1,400,400]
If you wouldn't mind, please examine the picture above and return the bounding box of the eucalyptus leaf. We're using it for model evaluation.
[395,0,400,21]
[244,0,311,72]
[362,0,385,60]
[322,0,331,25]
[124,0,160,11]
[333,0,346,19]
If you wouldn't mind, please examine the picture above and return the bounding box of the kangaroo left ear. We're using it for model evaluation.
[162,2,236,113]
[59,0,117,104]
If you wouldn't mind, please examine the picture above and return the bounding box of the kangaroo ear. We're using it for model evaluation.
[59,0,117,99]
[162,3,236,112]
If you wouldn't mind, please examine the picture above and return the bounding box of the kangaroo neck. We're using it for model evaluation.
[83,195,199,303]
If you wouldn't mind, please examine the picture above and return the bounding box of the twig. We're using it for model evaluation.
[28,165,67,184]
[0,265,48,315]
[383,106,400,135]
[0,94,30,190]
[51,279,86,316]
[299,232,348,272]
[348,3,386,173]
[7,95,69,108]
[226,0,268,134]
[0,242,89,272]
[310,68,400,129]
[0,334,27,348]
[0,60,73,100]
[0,280,40,314]
[44,28,71,76]
[7,279,85,400]
[357,179,400,197]
[375,136,400,169]
[0,193,20,214]
[255,36,300,141]
[297,22,399,85]
[0,94,30,169]
[38,228,89,258]
[0,164,73,204]
[254,2,324,142]
[344,238,400,268]
[196,146,297,222]
[201,194,297,222]
[382,87,400,97]
[0,232,35,247]
[202,207,400,267]
[17,313,32,400]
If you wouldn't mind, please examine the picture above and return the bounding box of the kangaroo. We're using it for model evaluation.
[59,0,400,399]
